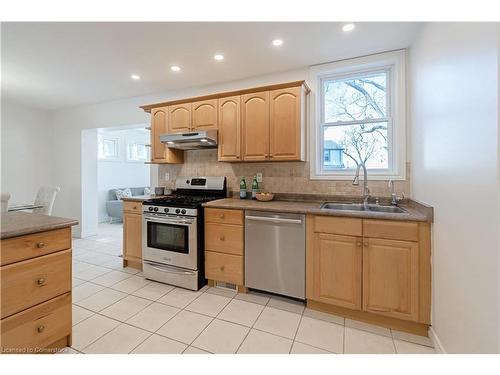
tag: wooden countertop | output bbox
[1,212,78,239]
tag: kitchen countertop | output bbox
[203,197,433,222]
[1,212,79,239]
[121,195,168,202]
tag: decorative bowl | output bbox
[256,192,275,202]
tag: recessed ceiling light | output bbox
[342,23,355,32]
[272,39,283,46]
[214,54,224,61]
[170,65,181,72]
[130,74,141,80]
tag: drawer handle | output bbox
[36,278,46,286]
[219,214,225,219]
[37,242,46,248]
[37,325,45,333]
[219,235,225,241]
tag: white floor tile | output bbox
[132,282,175,301]
[91,270,133,287]
[192,319,249,354]
[303,308,345,325]
[345,318,391,337]
[110,275,151,293]
[75,288,127,312]
[218,299,265,327]
[391,330,434,347]
[157,310,212,344]
[127,302,180,332]
[71,314,120,351]
[131,334,187,354]
[56,347,81,354]
[394,339,436,354]
[238,329,292,354]
[253,307,302,339]
[268,296,305,314]
[205,286,237,298]
[74,265,112,281]
[120,266,141,275]
[72,304,94,325]
[234,290,271,306]
[157,287,203,309]
[83,324,150,354]
[100,295,152,321]
[72,277,86,288]
[101,257,125,269]
[185,292,231,317]
[72,282,104,302]
[290,341,332,354]
[295,316,344,353]
[73,262,94,274]
[183,346,211,354]
[344,327,396,354]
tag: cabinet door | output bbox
[151,107,168,161]
[363,238,419,321]
[270,86,302,161]
[241,91,269,161]
[192,99,218,131]
[168,103,192,133]
[218,96,241,161]
[123,213,142,262]
[312,233,362,310]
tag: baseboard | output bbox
[429,327,446,354]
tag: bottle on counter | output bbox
[251,176,259,200]
[239,177,247,199]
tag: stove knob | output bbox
[175,209,181,214]
[186,180,190,184]
[181,209,186,214]
[164,208,169,213]
[148,207,154,211]
[153,207,159,212]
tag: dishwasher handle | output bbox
[245,215,303,225]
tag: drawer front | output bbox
[205,208,243,225]
[123,201,143,214]
[205,223,243,255]
[0,293,71,352]
[0,250,72,319]
[363,220,419,242]
[205,251,243,285]
[314,216,362,236]
[0,228,71,266]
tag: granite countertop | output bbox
[1,212,79,239]
[203,197,433,222]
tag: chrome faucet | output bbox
[352,162,370,208]
[388,180,404,206]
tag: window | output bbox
[127,141,150,162]
[310,50,406,180]
[98,137,119,160]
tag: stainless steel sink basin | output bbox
[321,202,408,214]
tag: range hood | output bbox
[160,130,218,150]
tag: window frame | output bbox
[126,140,150,163]
[309,50,406,180]
[98,136,120,161]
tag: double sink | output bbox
[321,202,408,214]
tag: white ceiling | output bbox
[1,22,422,110]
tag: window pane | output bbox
[323,122,388,170]
[324,71,387,123]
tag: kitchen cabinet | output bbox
[241,91,270,161]
[150,107,184,164]
[218,96,241,161]
[192,99,218,131]
[168,103,192,133]
[123,201,143,270]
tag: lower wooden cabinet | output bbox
[123,210,142,269]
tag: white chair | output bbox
[32,186,61,216]
[1,192,11,213]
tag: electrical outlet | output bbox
[256,173,263,183]
[164,173,170,181]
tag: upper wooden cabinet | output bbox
[218,96,241,161]
[241,91,270,161]
[150,107,184,164]
[192,99,218,131]
[168,103,192,133]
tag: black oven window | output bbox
[147,222,189,254]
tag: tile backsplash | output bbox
[158,149,410,197]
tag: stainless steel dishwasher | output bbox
[245,210,305,299]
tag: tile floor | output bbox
[62,223,437,354]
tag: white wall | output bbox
[97,128,150,222]
[81,129,98,237]
[1,98,54,205]
[410,23,499,353]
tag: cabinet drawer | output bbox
[205,223,243,255]
[0,228,71,266]
[205,251,243,285]
[0,250,72,319]
[314,216,362,236]
[363,220,419,242]
[123,201,143,214]
[0,293,71,352]
[205,208,243,225]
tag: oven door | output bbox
[142,214,198,270]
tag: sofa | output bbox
[106,187,149,222]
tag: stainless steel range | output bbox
[142,177,227,290]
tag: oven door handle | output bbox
[145,262,196,275]
[144,217,194,226]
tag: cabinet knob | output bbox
[356,241,362,247]
[219,214,225,219]
[37,325,45,333]
[364,241,369,247]
[219,235,225,241]
[36,278,46,286]
[36,242,46,248]
[220,266,225,271]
